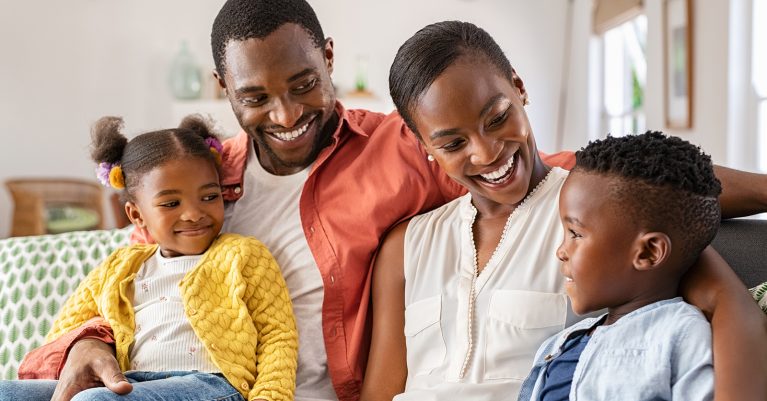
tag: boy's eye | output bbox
[568,229,582,239]
[159,200,179,208]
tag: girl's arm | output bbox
[680,246,767,401]
[360,221,409,401]
[247,244,299,401]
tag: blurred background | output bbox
[0,0,765,237]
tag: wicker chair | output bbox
[5,178,105,237]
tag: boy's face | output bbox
[556,171,642,315]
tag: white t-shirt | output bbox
[130,251,219,373]
[223,143,337,401]
[397,167,577,401]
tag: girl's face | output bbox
[126,157,224,257]
[411,57,547,213]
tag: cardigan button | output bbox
[240,382,249,391]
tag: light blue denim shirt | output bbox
[517,297,713,401]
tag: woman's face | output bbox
[411,57,545,212]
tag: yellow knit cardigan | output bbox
[47,233,298,401]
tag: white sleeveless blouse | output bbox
[397,167,574,401]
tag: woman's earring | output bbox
[427,154,435,162]
[523,97,530,106]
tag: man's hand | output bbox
[50,339,133,401]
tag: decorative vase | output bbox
[168,41,202,100]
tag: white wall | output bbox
[0,0,570,238]
[563,0,733,164]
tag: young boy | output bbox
[518,131,719,401]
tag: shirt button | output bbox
[310,226,315,233]
[330,274,335,285]
[233,186,242,194]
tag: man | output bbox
[20,1,767,401]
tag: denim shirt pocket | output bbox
[404,295,446,375]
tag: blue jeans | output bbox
[0,371,245,401]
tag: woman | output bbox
[361,21,767,401]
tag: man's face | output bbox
[216,23,337,175]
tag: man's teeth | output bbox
[480,155,515,182]
[566,277,574,282]
[272,122,309,141]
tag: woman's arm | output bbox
[714,165,767,218]
[360,221,410,401]
[680,246,767,401]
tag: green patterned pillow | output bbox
[752,282,767,314]
[0,227,131,379]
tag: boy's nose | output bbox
[555,243,568,262]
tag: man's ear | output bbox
[213,69,227,94]
[633,232,671,271]
[323,37,335,75]
[125,201,146,229]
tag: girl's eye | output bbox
[159,201,179,208]
[202,194,220,202]
[294,79,317,94]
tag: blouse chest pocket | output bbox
[404,295,446,376]
[484,290,567,380]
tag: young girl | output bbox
[6,115,297,401]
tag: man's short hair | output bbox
[574,131,722,268]
[211,0,326,76]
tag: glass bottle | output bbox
[168,41,202,100]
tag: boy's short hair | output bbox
[574,131,722,269]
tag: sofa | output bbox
[0,221,765,380]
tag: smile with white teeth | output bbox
[479,154,516,183]
[271,121,310,141]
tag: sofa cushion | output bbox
[0,228,131,379]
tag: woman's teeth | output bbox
[272,122,310,141]
[480,155,515,183]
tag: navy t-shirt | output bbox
[538,330,592,401]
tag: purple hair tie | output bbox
[205,137,223,154]
[95,162,116,187]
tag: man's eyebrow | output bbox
[233,68,316,95]
[479,93,506,117]
[234,85,265,95]
[287,68,316,83]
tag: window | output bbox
[602,15,647,137]
[754,0,767,171]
